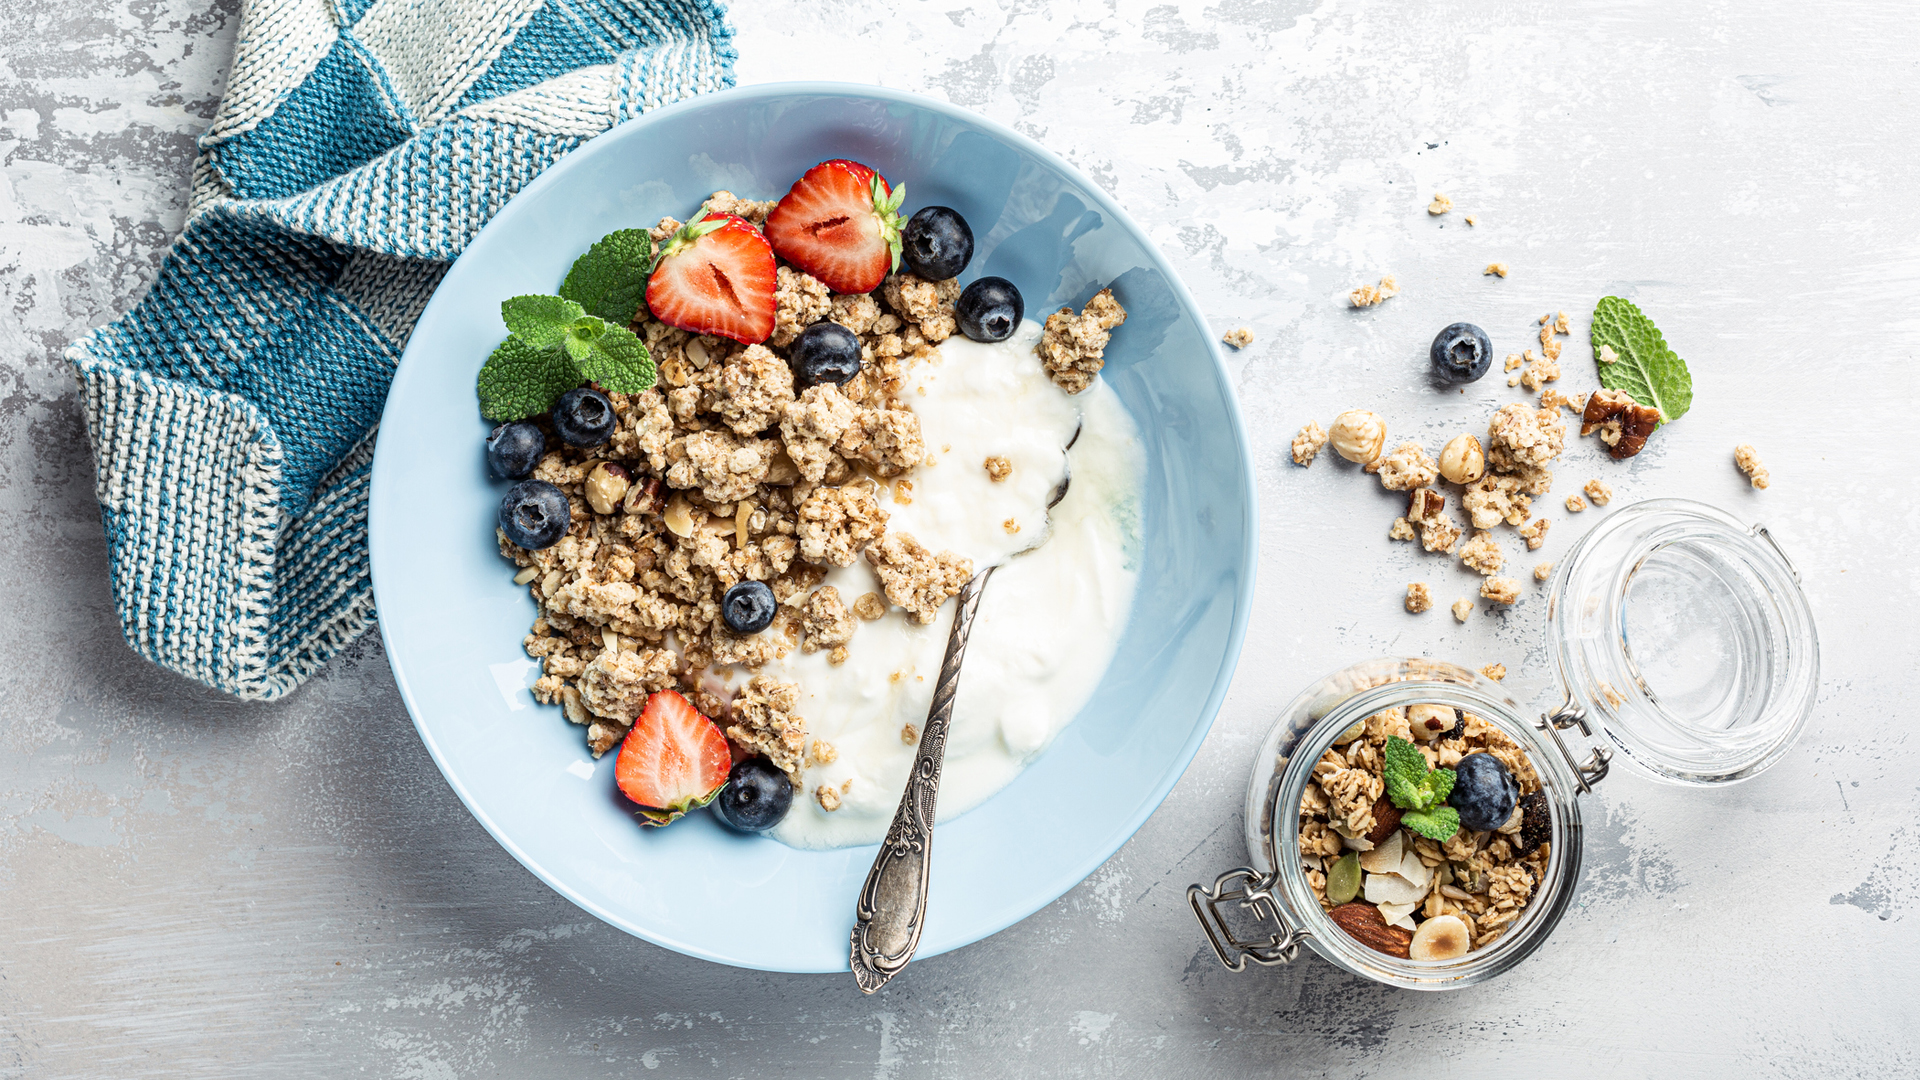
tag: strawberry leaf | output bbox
[477,335,579,421]
[560,228,654,325]
[502,294,586,351]
[1590,296,1693,423]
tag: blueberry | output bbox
[1448,753,1519,833]
[901,206,974,280]
[552,387,615,447]
[498,479,570,550]
[721,580,776,635]
[712,757,793,832]
[484,421,545,479]
[789,322,863,388]
[1429,322,1494,384]
[955,276,1023,343]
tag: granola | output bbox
[1583,478,1613,506]
[1222,326,1254,349]
[1292,421,1330,466]
[1349,274,1400,308]
[1405,582,1433,614]
[1037,288,1127,394]
[866,531,973,624]
[1369,442,1440,491]
[1299,704,1549,955]
[498,191,984,763]
[1459,530,1505,576]
[1734,444,1770,489]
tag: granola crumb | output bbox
[1037,287,1127,394]
[1427,193,1453,215]
[1734,444,1770,489]
[808,739,839,766]
[1484,262,1509,278]
[1554,310,1570,334]
[1406,582,1433,614]
[829,645,849,666]
[1349,274,1400,308]
[1464,214,1478,226]
[1408,488,1461,554]
[1002,517,1020,534]
[1504,353,1524,372]
[1389,516,1417,542]
[1368,442,1440,491]
[1292,421,1330,466]
[1565,495,1587,513]
[729,676,809,784]
[1519,349,1561,392]
[1507,374,1521,387]
[1222,326,1255,349]
[1518,517,1551,551]
[984,454,1012,482]
[1598,343,1619,365]
[1481,577,1521,605]
[800,586,857,654]
[1583,479,1613,506]
[1533,562,1554,582]
[853,592,887,621]
[1452,598,1474,622]
[901,724,918,745]
[816,784,842,812]
[1479,663,1507,681]
[1540,388,1581,413]
[1459,530,1506,576]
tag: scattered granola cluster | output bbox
[499,191,975,767]
[1222,326,1255,349]
[1734,444,1770,489]
[1300,705,1551,957]
[1349,274,1400,308]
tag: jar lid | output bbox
[1547,499,1818,785]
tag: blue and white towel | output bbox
[65,0,736,699]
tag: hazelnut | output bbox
[1437,434,1485,485]
[1328,410,1387,464]
[1408,914,1472,961]
[583,462,630,516]
[622,476,663,515]
[1409,703,1455,741]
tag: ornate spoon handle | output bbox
[849,567,995,994]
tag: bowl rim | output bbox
[369,79,1260,971]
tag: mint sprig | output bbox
[1383,735,1459,841]
[560,228,653,324]
[476,230,658,421]
[1590,296,1693,424]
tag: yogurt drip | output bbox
[766,319,1145,849]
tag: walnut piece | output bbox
[1580,390,1662,459]
[1407,488,1460,554]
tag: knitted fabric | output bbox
[66,0,736,700]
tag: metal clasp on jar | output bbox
[1187,867,1311,971]
[1535,701,1614,792]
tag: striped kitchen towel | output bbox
[65,0,736,700]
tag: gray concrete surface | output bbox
[4,0,1917,1075]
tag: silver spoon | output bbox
[849,428,1078,993]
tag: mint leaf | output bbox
[477,336,579,421]
[560,228,654,325]
[1383,736,1433,810]
[502,295,586,351]
[565,318,656,394]
[1590,296,1694,423]
[1399,806,1461,842]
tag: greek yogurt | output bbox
[767,319,1145,849]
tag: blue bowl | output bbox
[369,82,1257,972]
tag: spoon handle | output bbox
[849,566,995,994]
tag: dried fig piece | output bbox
[1580,389,1662,459]
[1512,791,1551,856]
[1328,901,1414,958]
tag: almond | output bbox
[1328,902,1414,958]
[1364,795,1403,845]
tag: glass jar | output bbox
[1189,499,1818,990]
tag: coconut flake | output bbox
[1376,900,1418,929]
[1363,870,1429,907]
[1396,848,1434,890]
[1359,831,1403,874]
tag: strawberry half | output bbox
[764,159,907,294]
[614,690,731,826]
[645,213,777,344]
